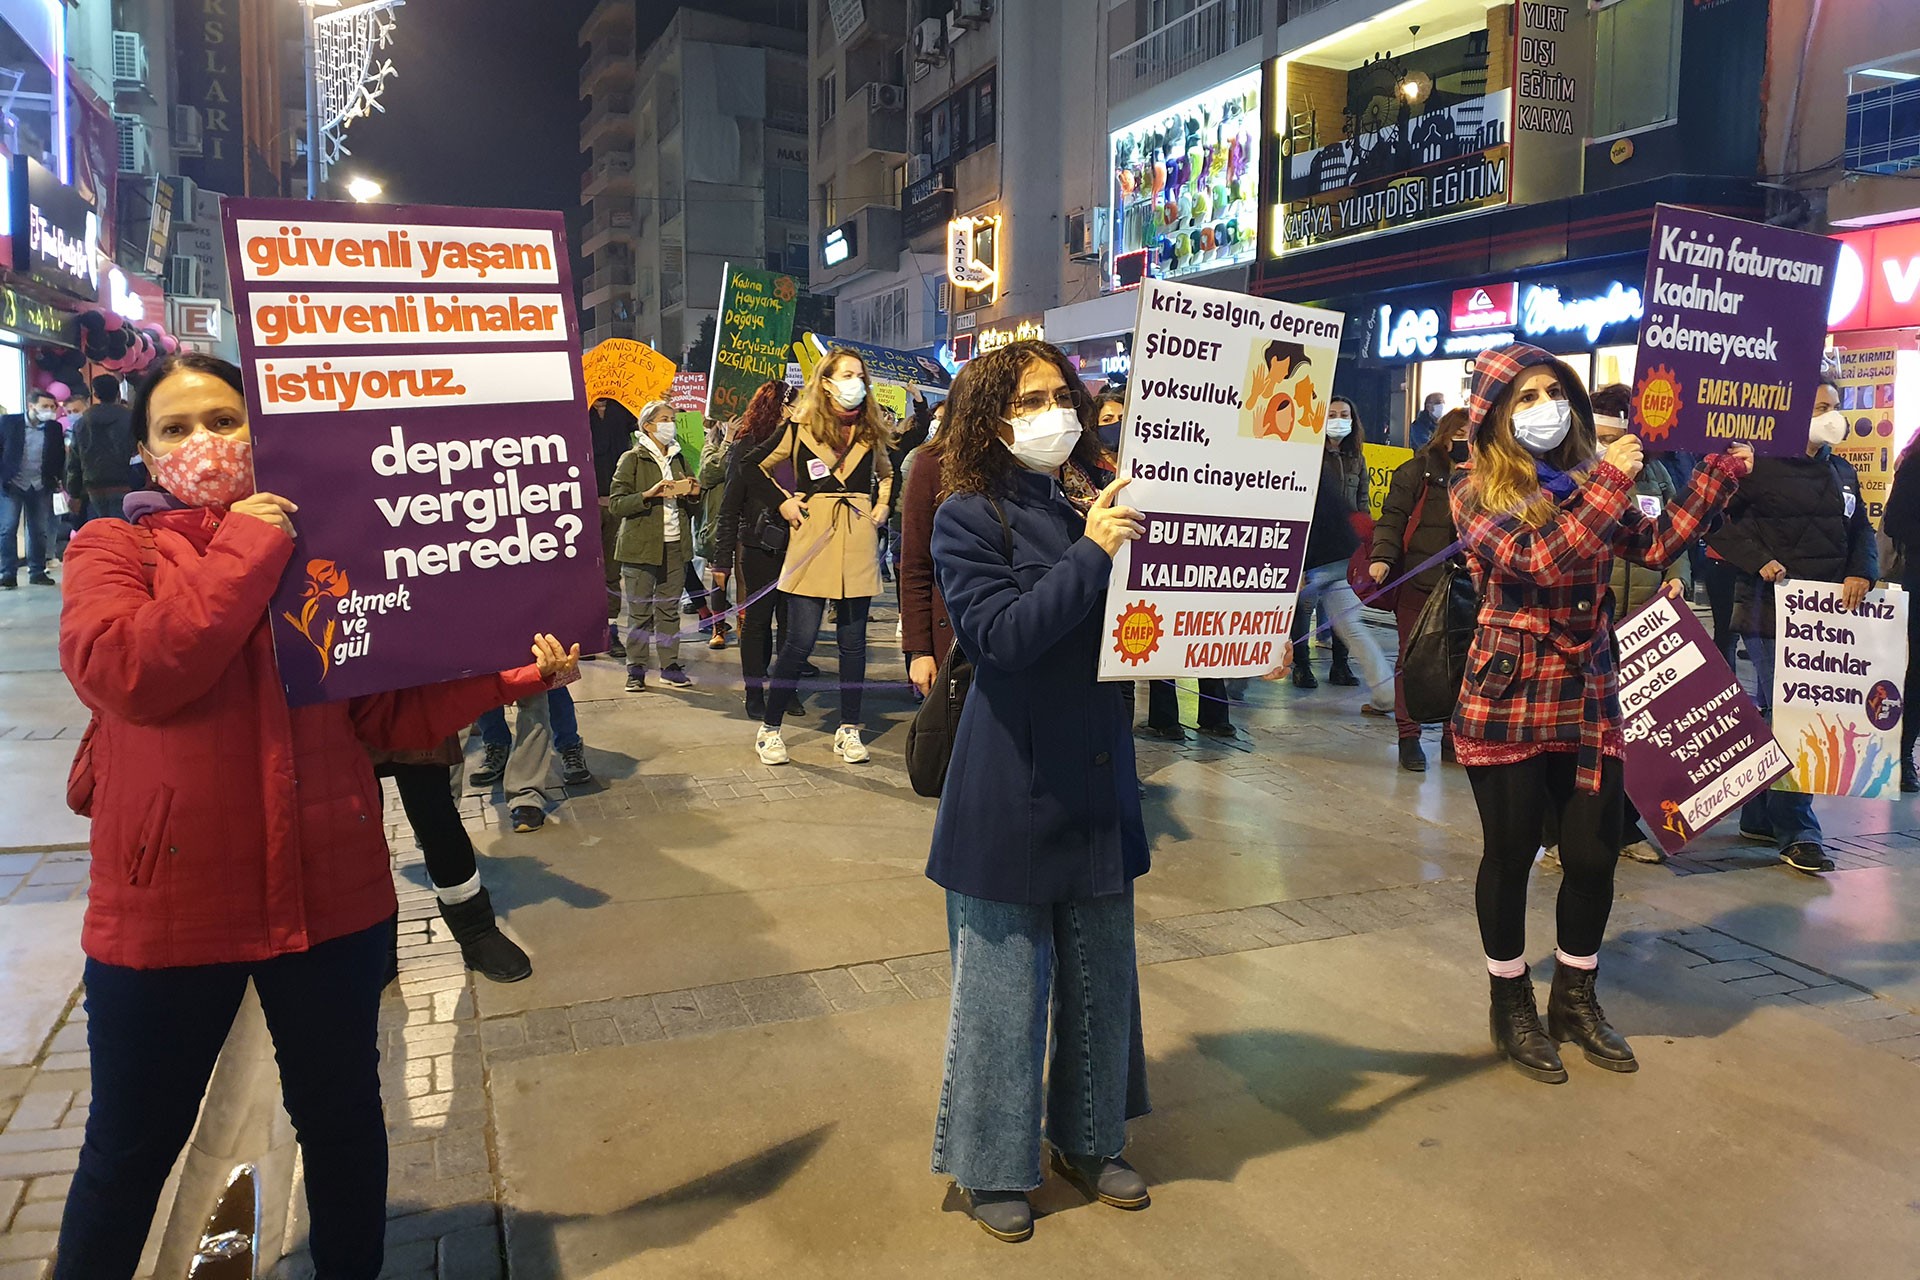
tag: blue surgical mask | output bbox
[1511,399,1571,454]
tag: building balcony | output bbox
[580,43,636,94]
[1108,0,1262,107]
[833,3,908,48]
[583,263,635,310]
[580,93,635,150]
[841,87,909,163]
[812,202,905,292]
[580,0,634,44]
[581,208,639,255]
[581,153,634,200]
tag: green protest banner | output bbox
[707,262,798,422]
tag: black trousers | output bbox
[1701,556,1739,664]
[1466,754,1623,961]
[736,543,788,696]
[1146,678,1230,730]
[387,763,477,889]
[56,917,396,1280]
[1904,599,1920,760]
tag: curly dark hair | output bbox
[738,380,789,448]
[939,340,1108,498]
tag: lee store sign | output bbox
[1829,221,1920,331]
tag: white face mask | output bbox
[1325,415,1353,440]
[1510,398,1572,455]
[829,377,868,410]
[1004,406,1083,473]
[651,419,678,447]
[1808,410,1848,449]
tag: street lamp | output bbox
[346,176,382,201]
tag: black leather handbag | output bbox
[1400,558,1479,724]
[904,499,1010,798]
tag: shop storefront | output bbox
[1046,289,1140,390]
[1109,67,1262,289]
[1826,217,1920,524]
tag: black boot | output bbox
[1398,737,1428,772]
[1489,969,1567,1083]
[1902,757,1919,793]
[1546,962,1637,1072]
[1291,661,1318,690]
[1327,655,1359,686]
[438,888,532,983]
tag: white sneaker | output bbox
[833,725,869,764]
[755,727,789,766]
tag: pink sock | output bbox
[1555,948,1598,971]
[1486,955,1527,979]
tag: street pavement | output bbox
[4,575,1920,1278]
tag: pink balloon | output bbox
[28,367,52,389]
[47,381,69,400]
[160,334,180,353]
[100,310,124,331]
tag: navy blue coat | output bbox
[926,468,1148,904]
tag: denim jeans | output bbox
[931,887,1150,1192]
[1294,562,1395,706]
[764,594,868,729]
[56,918,395,1280]
[476,687,581,753]
[1,483,53,580]
[1739,632,1822,850]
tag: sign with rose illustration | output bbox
[223,197,607,705]
[706,263,797,422]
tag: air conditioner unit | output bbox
[1066,207,1107,263]
[168,254,203,297]
[868,83,906,111]
[172,177,200,222]
[911,18,946,65]
[112,31,147,89]
[174,105,204,156]
[114,114,151,175]
[907,152,934,183]
[954,0,990,29]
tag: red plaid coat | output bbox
[1448,455,1743,790]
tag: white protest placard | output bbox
[1098,277,1344,679]
[1771,581,1908,797]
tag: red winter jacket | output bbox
[59,505,548,970]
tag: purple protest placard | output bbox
[1630,205,1841,458]
[1617,594,1789,855]
[222,199,605,705]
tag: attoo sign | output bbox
[1451,282,1518,332]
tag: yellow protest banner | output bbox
[582,338,676,418]
[1831,347,1900,528]
[1362,443,1414,520]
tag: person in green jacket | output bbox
[610,400,702,692]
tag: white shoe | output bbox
[755,727,789,766]
[1538,845,1560,868]
[1621,839,1665,864]
[833,725,869,764]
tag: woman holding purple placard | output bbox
[52,353,581,1278]
[1450,343,1750,1085]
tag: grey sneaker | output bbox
[964,1189,1033,1242]
[470,742,508,787]
[1050,1150,1150,1209]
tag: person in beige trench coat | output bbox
[751,349,895,766]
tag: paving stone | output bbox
[522,1007,573,1045]
[479,1018,525,1051]
[0,1257,49,1280]
[1682,940,1772,963]
[1850,1013,1920,1043]
[370,1236,435,1275]
[0,1128,82,1156]
[849,962,902,994]
[6,1199,61,1232]
[1878,1033,1920,1060]
[0,1235,57,1263]
[811,967,912,1013]
[1164,911,1270,956]
[604,996,664,1043]
[1827,997,1909,1023]
[434,1130,491,1179]
[21,1177,68,1203]
[1721,973,1808,999]
[1787,983,1876,1006]
[386,1171,491,1211]
[1759,957,1838,986]
[383,1201,496,1246]
[1691,959,1773,983]
[570,1018,621,1051]
[0,1148,78,1180]
[1,1093,69,1133]
[438,1223,505,1280]
[733,973,831,1025]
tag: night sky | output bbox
[344,0,603,220]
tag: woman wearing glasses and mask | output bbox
[926,339,1151,1243]
[752,350,894,765]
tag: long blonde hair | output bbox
[1463,376,1598,528]
[795,349,888,453]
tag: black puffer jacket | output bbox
[1879,448,1920,588]
[1304,451,1361,570]
[1370,453,1457,592]
[1707,446,1877,632]
[64,403,134,494]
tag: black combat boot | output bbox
[1546,962,1638,1072]
[1489,968,1567,1083]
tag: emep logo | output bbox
[1829,223,1920,331]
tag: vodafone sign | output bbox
[1829,221,1920,331]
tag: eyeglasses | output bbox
[1007,388,1077,416]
